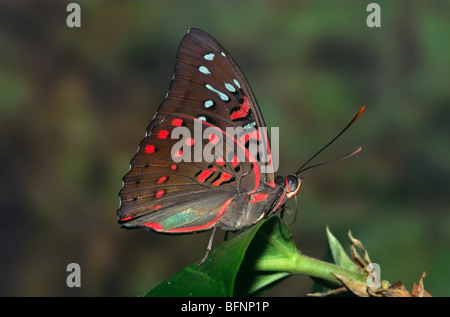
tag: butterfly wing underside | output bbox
[118,28,276,233]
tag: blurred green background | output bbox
[0,1,448,296]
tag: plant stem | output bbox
[254,252,365,286]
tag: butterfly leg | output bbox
[197,226,218,266]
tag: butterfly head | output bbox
[275,175,302,199]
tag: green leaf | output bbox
[144,216,297,297]
[312,227,363,294]
[234,215,298,296]
[326,226,360,273]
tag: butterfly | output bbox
[117,28,364,264]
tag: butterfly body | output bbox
[118,28,302,254]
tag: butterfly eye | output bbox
[286,176,302,198]
[287,176,298,192]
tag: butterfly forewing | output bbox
[164,29,274,182]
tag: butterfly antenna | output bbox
[295,106,365,176]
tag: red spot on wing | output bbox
[174,150,183,158]
[171,118,183,127]
[185,137,195,146]
[230,97,250,120]
[156,190,165,198]
[267,180,276,188]
[145,145,155,153]
[157,176,167,183]
[154,205,162,210]
[171,164,177,170]
[197,167,217,183]
[209,133,219,145]
[212,172,232,186]
[142,222,164,231]
[198,170,213,182]
[158,130,170,139]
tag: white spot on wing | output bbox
[243,121,256,130]
[224,83,236,92]
[204,100,214,108]
[198,66,211,75]
[233,79,241,89]
[204,53,215,61]
[205,84,229,101]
